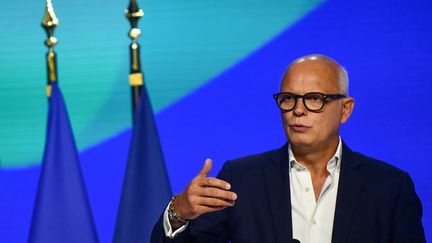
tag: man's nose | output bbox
[293,97,307,116]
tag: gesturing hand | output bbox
[173,159,237,220]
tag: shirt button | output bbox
[312,219,317,225]
[305,187,310,192]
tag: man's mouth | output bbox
[289,124,309,132]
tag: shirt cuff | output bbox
[163,203,189,238]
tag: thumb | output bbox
[198,158,213,178]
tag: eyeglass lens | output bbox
[277,93,324,111]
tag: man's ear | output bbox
[341,97,354,124]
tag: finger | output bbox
[194,205,229,216]
[201,187,237,201]
[198,177,231,190]
[197,158,213,178]
[205,200,235,208]
[197,197,235,208]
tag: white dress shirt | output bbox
[289,138,342,243]
[163,204,188,238]
[164,138,342,242]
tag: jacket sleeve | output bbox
[392,172,426,243]
[150,213,191,243]
[150,161,233,243]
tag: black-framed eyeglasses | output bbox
[273,92,346,112]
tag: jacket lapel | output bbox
[331,143,365,243]
[263,144,293,243]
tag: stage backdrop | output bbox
[0,0,431,242]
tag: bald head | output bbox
[281,54,349,95]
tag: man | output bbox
[151,54,426,243]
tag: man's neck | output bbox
[291,138,340,176]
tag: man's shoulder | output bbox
[346,147,409,181]
[223,145,287,172]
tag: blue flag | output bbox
[113,85,172,243]
[28,83,99,243]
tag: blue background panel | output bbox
[1,0,431,242]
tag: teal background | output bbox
[0,0,321,167]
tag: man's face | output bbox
[280,58,354,150]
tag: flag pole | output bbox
[41,0,59,98]
[29,1,99,242]
[113,2,172,242]
[125,0,144,120]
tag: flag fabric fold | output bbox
[29,82,99,243]
[113,85,172,243]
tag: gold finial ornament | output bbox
[125,0,144,42]
[125,0,144,27]
[129,28,141,40]
[42,0,59,97]
[42,0,59,48]
[125,0,145,115]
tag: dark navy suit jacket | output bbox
[151,143,425,243]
